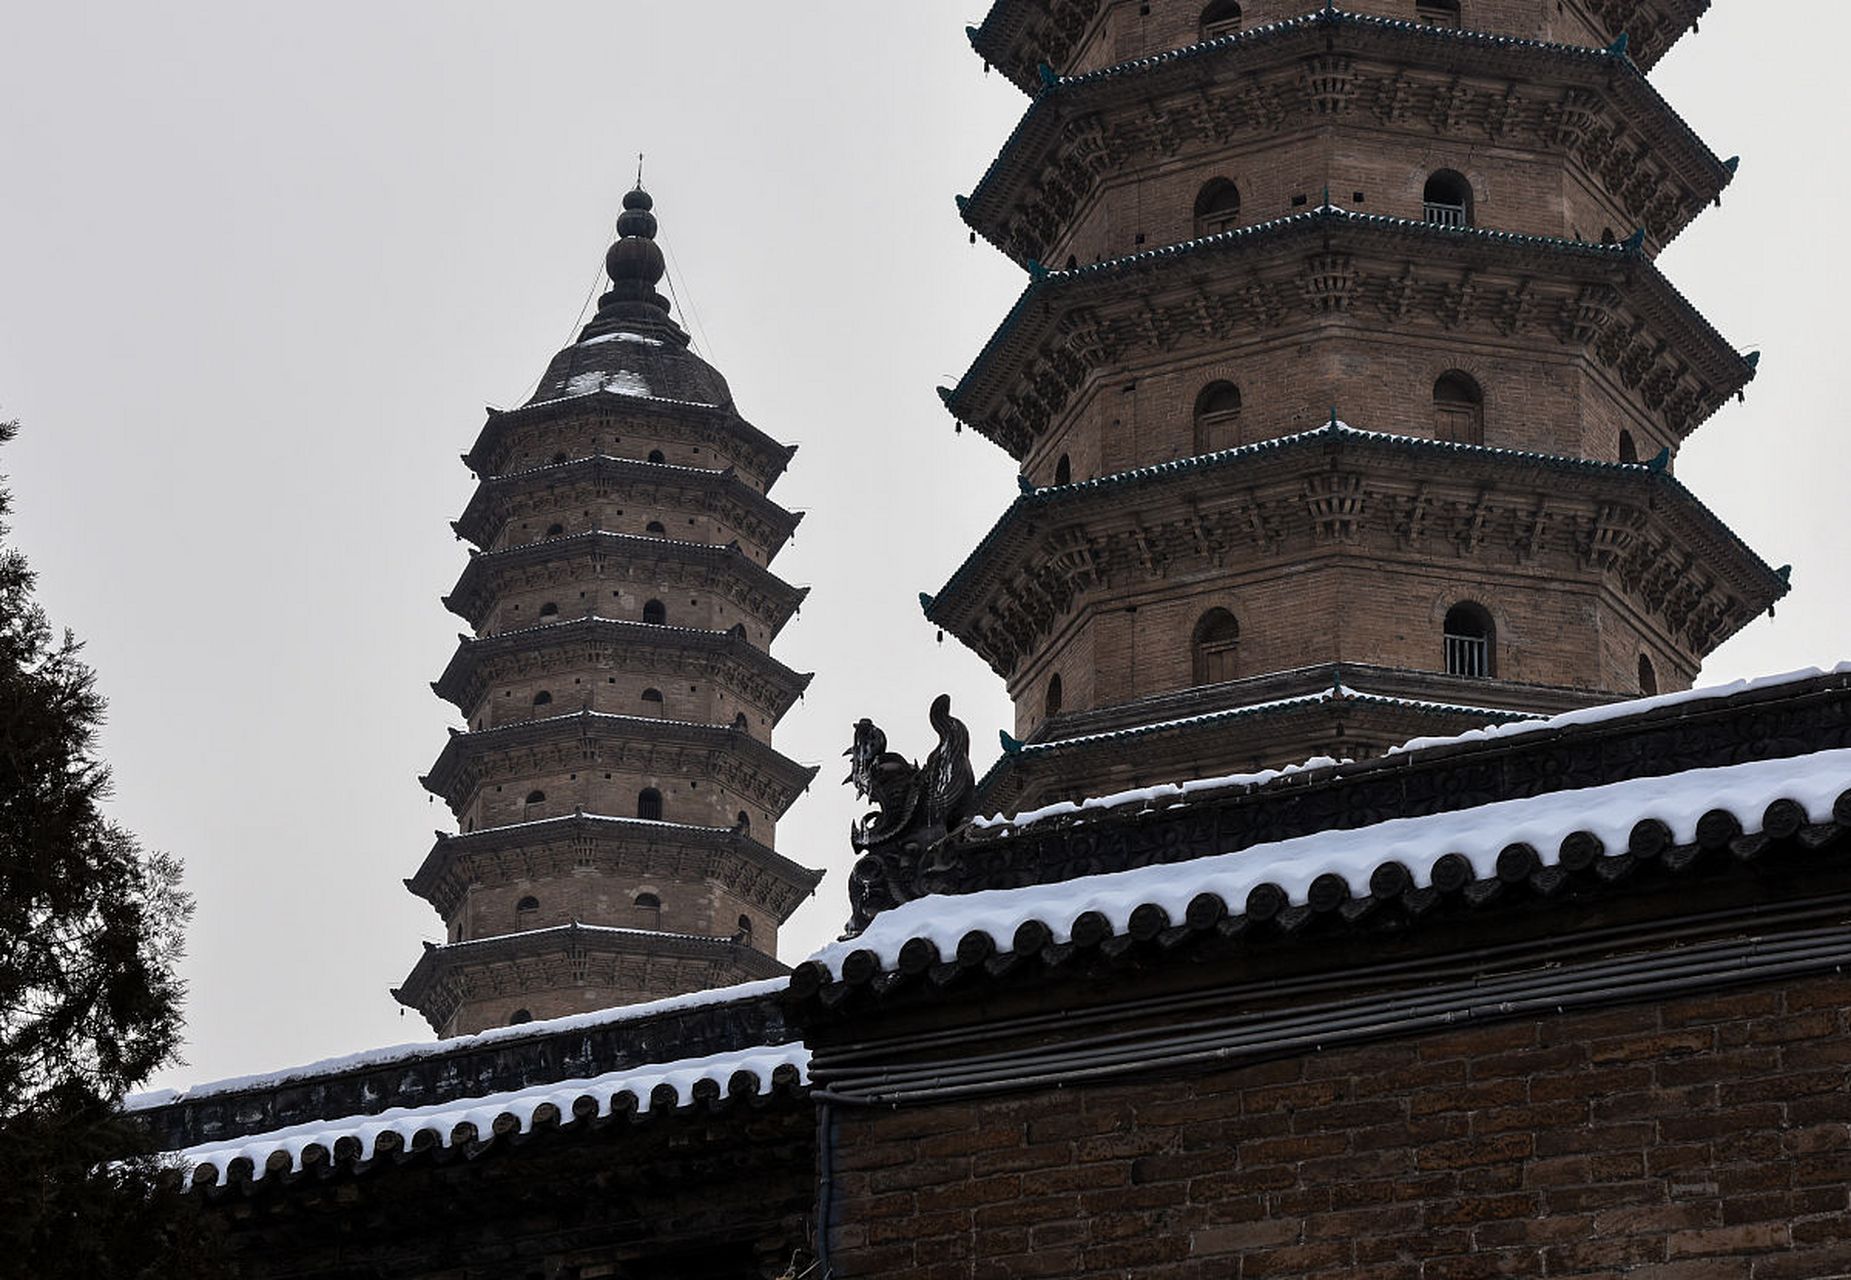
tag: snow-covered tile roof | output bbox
[811,746,1851,982]
[126,978,787,1113]
[166,1043,808,1186]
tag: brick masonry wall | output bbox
[827,973,1851,1278]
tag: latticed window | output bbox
[1423,170,1472,226]
[1193,178,1241,238]
[1433,371,1483,444]
[1200,0,1242,39]
[637,788,663,821]
[1193,608,1241,684]
[634,892,661,928]
[1443,603,1494,678]
[1194,382,1243,454]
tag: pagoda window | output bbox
[1415,0,1461,26]
[641,687,664,709]
[642,599,667,625]
[1423,170,1472,226]
[737,913,753,937]
[551,452,568,465]
[539,601,560,619]
[545,523,565,537]
[728,622,748,639]
[1619,430,1639,464]
[1443,602,1495,678]
[1192,608,1241,684]
[1193,382,1243,454]
[735,811,751,836]
[1045,673,1063,717]
[647,449,666,464]
[733,712,749,731]
[1199,0,1242,39]
[508,1009,533,1026]
[524,789,546,806]
[1433,372,1483,444]
[634,892,661,927]
[1639,653,1659,696]
[645,520,666,535]
[516,895,539,913]
[1193,178,1241,238]
[532,690,553,707]
[637,788,663,821]
[1053,454,1071,485]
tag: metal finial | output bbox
[636,153,645,188]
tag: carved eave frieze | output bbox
[394,926,788,1033]
[925,427,1786,678]
[433,617,813,723]
[944,210,1755,459]
[1567,0,1710,71]
[453,455,803,557]
[464,397,797,490]
[442,532,810,636]
[969,0,1109,95]
[963,12,1732,264]
[406,815,824,922]
[420,711,820,816]
[970,1,1705,98]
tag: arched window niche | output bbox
[641,599,667,625]
[1053,454,1072,486]
[1192,608,1241,684]
[1193,178,1242,238]
[1442,601,1495,678]
[1416,0,1461,27]
[1619,429,1639,464]
[1193,381,1243,454]
[1423,170,1473,227]
[1199,0,1242,40]
[1433,371,1483,445]
[634,891,661,928]
[1638,653,1659,696]
[636,788,663,821]
[1044,673,1064,718]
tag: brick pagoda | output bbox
[936,0,1786,812]
[394,188,822,1036]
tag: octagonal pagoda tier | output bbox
[967,0,1710,94]
[927,419,1786,808]
[942,207,1755,471]
[961,10,1734,268]
[398,185,821,1035]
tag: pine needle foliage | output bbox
[0,420,227,1276]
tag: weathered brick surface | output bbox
[828,974,1851,1278]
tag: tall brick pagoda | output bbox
[394,187,822,1036]
[935,0,1786,812]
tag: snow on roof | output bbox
[125,978,786,1113]
[581,330,664,348]
[975,684,1536,830]
[813,745,1851,980]
[165,1042,808,1185]
[564,369,652,398]
[1386,662,1851,756]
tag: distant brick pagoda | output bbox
[937,0,1785,812]
[394,188,821,1036]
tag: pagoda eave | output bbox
[442,531,810,635]
[392,924,790,1035]
[420,712,821,816]
[976,679,1546,814]
[926,424,1787,676]
[406,813,825,922]
[465,396,797,490]
[452,454,803,555]
[963,11,1731,262]
[947,209,1756,458]
[432,617,814,720]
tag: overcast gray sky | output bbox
[1,3,1845,1091]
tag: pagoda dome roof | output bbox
[526,186,734,410]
